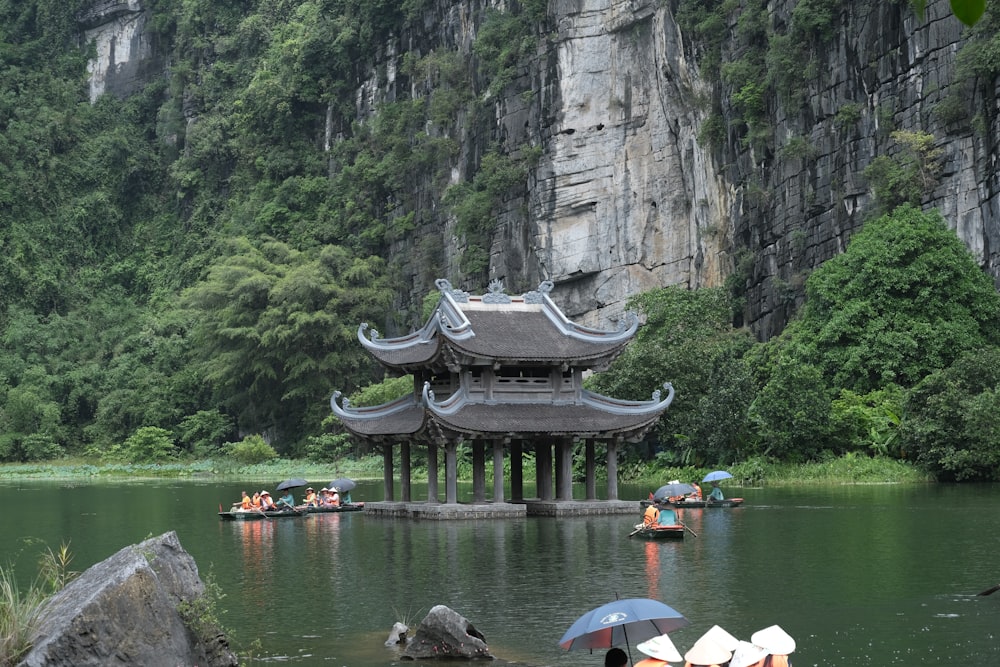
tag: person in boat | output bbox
[605,647,628,667]
[277,489,296,510]
[329,487,341,506]
[689,482,703,501]
[260,490,278,511]
[250,492,263,510]
[635,633,683,667]
[341,488,352,504]
[303,487,319,507]
[749,625,795,667]
[729,641,768,667]
[235,491,252,511]
[682,637,732,667]
[643,503,661,527]
[708,481,725,502]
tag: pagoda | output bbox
[330,279,674,517]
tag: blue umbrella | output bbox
[702,470,733,483]
[558,598,689,651]
[275,478,308,492]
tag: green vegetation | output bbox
[590,205,1000,480]
[0,1,998,485]
[0,542,77,664]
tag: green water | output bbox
[3,480,998,665]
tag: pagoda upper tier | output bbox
[331,279,675,444]
[357,279,638,373]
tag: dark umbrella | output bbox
[328,478,357,492]
[558,597,689,661]
[702,470,733,483]
[275,478,308,492]
[653,483,695,500]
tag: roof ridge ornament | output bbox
[482,279,511,304]
[522,280,554,304]
[436,278,469,303]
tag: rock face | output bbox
[18,531,238,667]
[401,605,493,660]
[75,0,1000,339]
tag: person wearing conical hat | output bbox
[729,641,768,667]
[683,638,732,667]
[697,626,739,654]
[635,633,683,667]
[750,625,795,667]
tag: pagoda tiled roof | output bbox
[330,383,674,443]
[358,280,637,370]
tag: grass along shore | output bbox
[0,452,934,486]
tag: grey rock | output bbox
[401,605,493,660]
[18,531,238,667]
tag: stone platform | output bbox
[361,499,640,520]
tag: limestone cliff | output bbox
[78,0,1000,339]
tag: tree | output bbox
[783,205,1000,394]
[900,348,1000,481]
[586,286,756,463]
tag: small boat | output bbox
[631,523,685,540]
[218,508,307,521]
[298,502,365,514]
[640,498,744,509]
[659,497,744,509]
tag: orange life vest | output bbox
[643,505,660,527]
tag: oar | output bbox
[977,583,1000,596]
[628,526,644,538]
[680,521,698,537]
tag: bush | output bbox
[105,427,177,464]
[224,435,278,465]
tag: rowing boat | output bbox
[218,508,307,520]
[631,524,685,539]
[641,498,744,509]
[299,502,365,514]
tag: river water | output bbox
[3,480,998,665]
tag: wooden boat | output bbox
[299,502,365,514]
[640,498,744,509]
[631,523,685,539]
[218,508,307,520]
[659,497,744,509]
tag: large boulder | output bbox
[401,605,493,660]
[18,531,237,667]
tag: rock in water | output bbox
[401,604,493,660]
[19,531,238,667]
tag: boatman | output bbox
[643,503,661,527]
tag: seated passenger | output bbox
[235,491,252,511]
[708,481,725,502]
[303,487,319,507]
[329,487,341,506]
[643,504,661,527]
[658,509,678,526]
[260,490,277,511]
[250,492,262,510]
[277,490,296,510]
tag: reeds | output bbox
[0,542,76,666]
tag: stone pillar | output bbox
[400,441,412,502]
[606,438,619,501]
[472,439,486,503]
[585,438,597,500]
[537,441,553,500]
[556,438,574,500]
[383,443,394,501]
[493,440,505,502]
[445,440,459,504]
[510,440,524,501]
[427,442,440,503]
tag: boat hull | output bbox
[218,509,306,520]
[633,525,685,540]
[300,503,365,514]
[641,498,744,509]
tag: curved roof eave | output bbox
[580,382,676,415]
[540,294,640,343]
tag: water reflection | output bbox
[3,482,1000,665]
